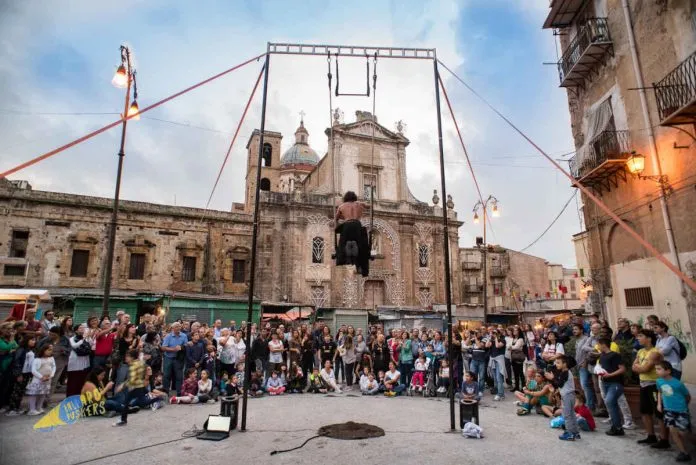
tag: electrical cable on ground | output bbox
[437,59,696,294]
[200,63,265,218]
[270,434,326,455]
[519,191,577,252]
[70,424,204,465]
[0,52,266,179]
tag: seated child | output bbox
[265,371,286,395]
[541,386,562,418]
[517,371,551,415]
[461,371,479,401]
[411,354,428,391]
[235,358,246,390]
[197,369,213,403]
[438,359,450,393]
[279,365,288,386]
[307,367,328,394]
[224,374,242,396]
[574,390,596,432]
[249,369,264,397]
[359,366,371,388]
[360,372,380,395]
[377,370,387,393]
[287,362,304,393]
[424,345,436,368]
[170,368,200,404]
[219,372,229,394]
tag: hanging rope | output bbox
[200,63,265,221]
[0,52,266,179]
[327,52,339,254]
[437,59,696,294]
[369,52,377,253]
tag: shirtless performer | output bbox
[335,191,370,224]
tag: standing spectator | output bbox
[318,334,336,367]
[185,332,206,374]
[550,355,581,441]
[268,332,285,374]
[136,314,151,337]
[488,330,507,401]
[614,318,633,342]
[541,331,564,370]
[341,335,357,389]
[93,319,117,369]
[22,309,42,338]
[251,329,270,374]
[469,330,489,398]
[161,322,188,395]
[597,338,626,436]
[39,310,57,336]
[645,315,660,331]
[66,324,91,397]
[397,331,413,387]
[6,334,35,415]
[633,329,669,449]
[509,327,526,392]
[372,333,390,375]
[24,343,55,416]
[142,330,162,375]
[656,361,692,462]
[655,322,683,380]
[0,322,18,411]
[213,320,223,339]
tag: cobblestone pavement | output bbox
[0,392,691,465]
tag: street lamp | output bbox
[472,195,500,324]
[102,45,139,317]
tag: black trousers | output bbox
[511,360,524,391]
[121,387,147,423]
[344,363,355,386]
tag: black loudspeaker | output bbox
[475,237,484,246]
[460,399,480,428]
[219,395,239,430]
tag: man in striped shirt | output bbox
[113,350,147,427]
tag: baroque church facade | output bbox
[244,111,462,310]
[0,111,461,319]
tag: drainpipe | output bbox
[621,0,685,296]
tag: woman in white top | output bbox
[218,329,236,376]
[320,359,342,393]
[384,361,404,396]
[66,324,91,397]
[268,332,285,373]
[541,331,564,369]
[504,328,514,389]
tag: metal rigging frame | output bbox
[242,41,457,432]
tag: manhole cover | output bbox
[317,422,385,440]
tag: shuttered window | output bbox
[128,253,146,280]
[182,256,196,282]
[70,250,90,277]
[624,287,653,307]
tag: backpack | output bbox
[73,340,92,357]
[676,338,688,360]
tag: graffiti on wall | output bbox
[662,317,693,354]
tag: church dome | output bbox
[281,119,320,168]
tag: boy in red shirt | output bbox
[575,390,596,432]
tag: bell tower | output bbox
[244,129,282,213]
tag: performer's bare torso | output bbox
[335,201,369,223]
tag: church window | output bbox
[312,237,325,264]
[418,244,429,268]
[363,174,377,200]
[259,178,271,191]
[262,143,272,167]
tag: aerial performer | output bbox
[334,191,371,277]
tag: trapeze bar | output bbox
[268,42,435,59]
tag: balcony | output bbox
[462,260,481,270]
[558,18,613,88]
[464,280,483,293]
[655,50,696,126]
[569,130,632,194]
[489,266,509,278]
[543,0,588,29]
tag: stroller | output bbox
[408,360,437,397]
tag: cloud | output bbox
[0,0,581,266]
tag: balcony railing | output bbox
[558,18,612,87]
[462,261,482,270]
[655,50,696,125]
[464,284,483,293]
[569,130,631,179]
[489,266,509,278]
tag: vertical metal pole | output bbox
[482,206,488,324]
[241,47,270,432]
[433,57,456,431]
[102,47,132,317]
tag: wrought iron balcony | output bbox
[558,18,613,88]
[655,50,696,126]
[543,0,588,29]
[462,260,481,270]
[489,266,508,278]
[569,130,632,194]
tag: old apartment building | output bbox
[0,111,461,325]
[543,0,696,376]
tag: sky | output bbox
[0,0,581,266]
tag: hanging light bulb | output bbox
[473,211,480,224]
[127,100,140,120]
[492,203,500,218]
[112,65,128,88]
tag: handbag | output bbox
[511,349,526,363]
[74,340,92,357]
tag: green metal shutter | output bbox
[72,298,137,325]
[334,312,368,334]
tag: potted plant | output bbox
[616,338,641,420]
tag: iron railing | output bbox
[569,130,631,178]
[489,266,509,277]
[654,50,696,124]
[558,18,611,84]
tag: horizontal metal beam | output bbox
[268,42,436,60]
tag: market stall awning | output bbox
[0,289,52,301]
